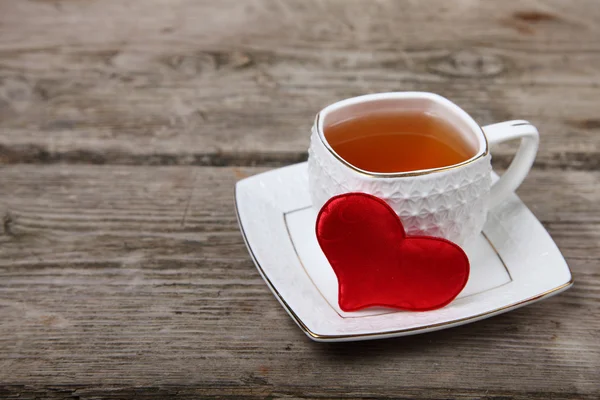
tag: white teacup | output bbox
[308,92,539,245]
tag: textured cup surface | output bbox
[308,92,493,245]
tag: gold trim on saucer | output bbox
[235,188,574,341]
[282,207,513,320]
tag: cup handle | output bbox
[482,120,539,209]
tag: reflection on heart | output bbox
[316,193,470,312]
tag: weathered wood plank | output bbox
[0,165,598,398]
[1,0,600,168]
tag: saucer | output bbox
[235,162,573,342]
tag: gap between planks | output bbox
[0,147,598,171]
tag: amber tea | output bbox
[324,110,476,173]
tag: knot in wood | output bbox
[428,50,505,78]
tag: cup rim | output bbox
[315,92,489,178]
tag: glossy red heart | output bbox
[316,192,470,312]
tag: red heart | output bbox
[316,193,470,312]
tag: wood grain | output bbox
[1,0,600,169]
[1,0,599,398]
[0,165,598,399]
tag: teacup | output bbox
[308,92,539,245]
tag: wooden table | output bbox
[1,1,598,398]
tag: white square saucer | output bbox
[235,162,573,342]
